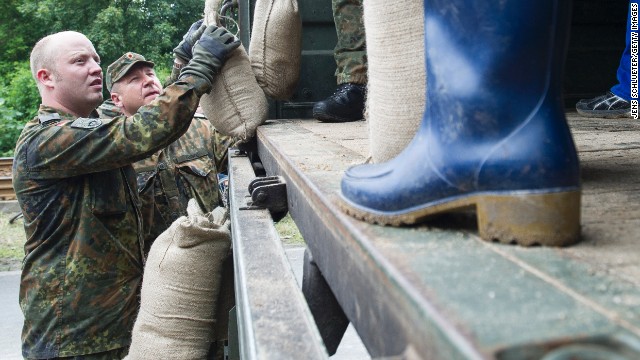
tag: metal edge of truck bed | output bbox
[228,150,329,359]
[255,119,640,360]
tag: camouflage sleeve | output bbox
[97,99,124,119]
[164,65,182,87]
[212,131,241,174]
[24,76,212,179]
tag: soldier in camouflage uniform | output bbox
[14,26,240,359]
[104,52,237,360]
[102,52,239,251]
[312,0,367,123]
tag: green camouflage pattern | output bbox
[133,110,241,251]
[97,99,123,118]
[57,346,129,360]
[211,126,241,174]
[332,0,367,85]
[191,111,241,174]
[13,75,209,359]
[178,99,239,175]
[133,116,220,251]
[166,64,182,87]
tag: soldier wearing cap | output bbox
[14,24,240,359]
[101,51,237,253]
[101,51,239,358]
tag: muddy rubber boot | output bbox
[339,0,581,246]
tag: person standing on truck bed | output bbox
[576,1,633,118]
[312,0,367,123]
[13,24,240,359]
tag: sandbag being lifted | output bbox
[249,0,302,100]
[200,0,269,141]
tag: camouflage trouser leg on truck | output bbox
[332,0,367,85]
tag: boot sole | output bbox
[338,189,581,247]
[312,110,363,123]
[575,108,631,119]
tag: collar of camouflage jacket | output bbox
[37,105,100,124]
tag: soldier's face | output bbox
[111,65,162,117]
[49,33,103,114]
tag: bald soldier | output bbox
[13,26,240,359]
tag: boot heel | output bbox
[475,190,581,247]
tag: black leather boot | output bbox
[312,83,366,122]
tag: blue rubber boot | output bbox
[340,0,581,246]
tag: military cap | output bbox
[105,52,155,92]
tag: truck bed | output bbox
[253,112,640,359]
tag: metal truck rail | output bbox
[227,116,640,359]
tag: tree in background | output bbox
[0,0,33,63]
[0,63,39,156]
[0,0,204,155]
[11,0,203,67]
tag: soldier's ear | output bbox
[36,69,55,89]
[111,93,124,108]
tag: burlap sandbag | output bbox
[200,0,269,142]
[364,0,425,163]
[249,0,302,100]
[126,201,231,360]
[204,0,222,24]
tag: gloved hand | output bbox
[173,19,206,62]
[179,25,241,86]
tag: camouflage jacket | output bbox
[133,115,220,250]
[97,99,123,118]
[166,60,238,174]
[13,76,209,358]
[212,125,238,174]
[98,100,239,250]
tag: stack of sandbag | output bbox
[364,0,426,163]
[249,0,302,100]
[200,0,269,142]
[126,201,231,360]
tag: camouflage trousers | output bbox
[33,346,129,360]
[332,0,367,85]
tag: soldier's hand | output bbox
[179,25,241,87]
[196,25,241,65]
[173,19,206,62]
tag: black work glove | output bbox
[180,25,241,86]
[173,19,206,62]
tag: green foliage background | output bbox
[0,0,205,156]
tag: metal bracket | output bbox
[241,176,288,221]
